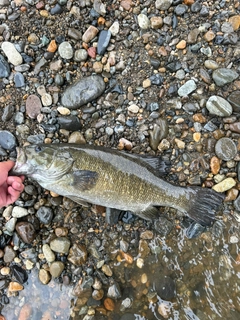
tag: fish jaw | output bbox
[12,147,35,176]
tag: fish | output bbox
[11,143,224,226]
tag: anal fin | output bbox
[134,206,159,221]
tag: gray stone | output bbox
[155,0,172,10]
[74,49,88,62]
[0,54,10,78]
[228,91,240,112]
[1,41,23,66]
[14,72,25,87]
[36,206,54,224]
[0,130,17,150]
[212,68,239,86]
[97,30,111,55]
[61,75,105,109]
[178,79,196,97]
[49,261,65,278]
[137,14,150,30]
[215,137,237,161]
[206,95,232,117]
[58,41,73,59]
[12,207,28,218]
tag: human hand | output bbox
[0,160,25,208]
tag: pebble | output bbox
[153,275,176,300]
[68,131,86,144]
[5,218,16,234]
[36,206,54,224]
[26,94,42,119]
[82,26,99,43]
[14,72,25,87]
[42,244,55,263]
[215,137,237,161]
[12,207,28,218]
[206,96,232,117]
[3,246,16,263]
[0,130,17,150]
[67,244,88,266]
[39,269,51,285]
[50,237,70,254]
[128,104,139,114]
[0,54,10,78]
[15,222,36,244]
[212,178,236,192]
[97,30,111,55]
[138,14,150,29]
[61,75,105,109]
[204,59,219,70]
[57,106,71,115]
[109,21,120,36]
[49,261,65,278]
[47,40,58,53]
[176,40,186,49]
[41,93,52,107]
[58,116,81,131]
[212,68,239,87]
[228,91,240,112]
[150,16,163,29]
[74,49,88,62]
[155,0,173,10]
[210,156,220,175]
[58,41,73,59]
[1,41,23,66]
[178,79,196,97]
[8,281,23,292]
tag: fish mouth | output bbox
[11,147,33,176]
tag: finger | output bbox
[0,160,15,172]
[7,186,21,205]
[12,180,24,192]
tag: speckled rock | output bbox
[155,0,172,10]
[12,207,28,218]
[212,178,236,192]
[137,14,150,29]
[206,96,232,117]
[61,75,105,109]
[215,137,237,161]
[58,41,73,59]
[178,80,196,96]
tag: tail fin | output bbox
[185,187,224,226]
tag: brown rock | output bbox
[8,281,23,292]
[36,1,45,9]
[229,122,240,133]
[193,132,201,142]
[119,250,133,264]
[229,15,240,31]
[210,156,220,175]
[203,30,215,42]
[120,0,133,11]
[184,0,194,4]
[26,94,42,119]
[104,297,115,311]
[150,17,163,29]
[82,26,99,43]
[67,244,87,266]
[192,113,207,123]
[225,188,238,202]
[47,40,57,53]
[199,68,211,84]
[176,40,186,49]
[55,227,69,237]
[98,17,105,26]
[158,46,168,56]
[187,28,200,44]
[15,221,36,244]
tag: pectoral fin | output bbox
[71,170,98,190]
[134,206,159,221]
[67,196,90,207]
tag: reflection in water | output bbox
[2,218,240,320]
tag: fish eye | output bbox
[35,145,42,152]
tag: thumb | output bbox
[0,161,15,184]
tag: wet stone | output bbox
[0,54,10,78]
[12,206,28,218]
[42,244,55,263]
[5,218,17,233]
[215,138,237,161]
[150,73,164,85]
[58,116,81,131]
[178,79,196,97]
[74,49,88,62]
[2,105,14,121]
[153,275,176,300]
[49,261,65,278]
[155,0,173,10]
[15,222,36,244]
[212,68,239,87]
[36,206,54,224]
[50,3,63,15]
[228,91,240,112]
[4,245,16,263]
[61,75,105,109]
[97,30,111,55]
[186,223,205,239]
[0,130,17,150]
[50,237,70,254]
[67,244,87,266]
[206,96,232,117]
[174,4,188,15]
[212,177,236,192]
[39,269,51,285]
[11,264,28,284]
[26,94,42,119]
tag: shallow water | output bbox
[2,215,239,320]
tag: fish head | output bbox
[12,144,74,182]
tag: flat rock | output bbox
[61,75,105,109]
[227,91,240,112]
[178,79,196,97]
[206,95,232,117]
[155,0,172,10]
[82,25,99,43]
[215,137,237,161]
[58,41,73,59]
[212,178,236,192]
[97,30,111,55]
[0,130,17,150]
[26,94,42,119]
[212,68,239,86]
[1,41,23,66]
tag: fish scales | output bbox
[12,143,225,225]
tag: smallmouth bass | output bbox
[12,144,224,225]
